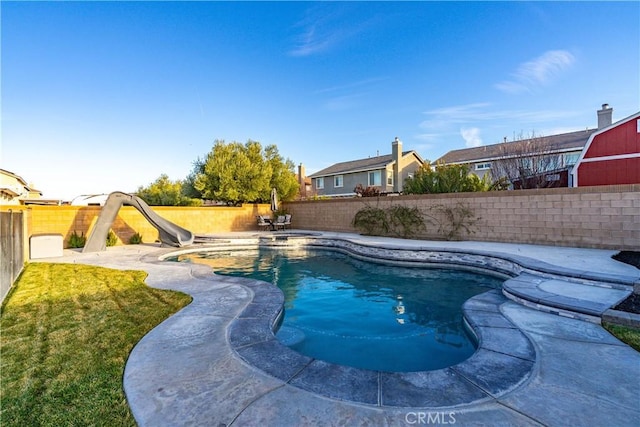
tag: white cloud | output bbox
[495,50,576,94]
[421,103,578,130]
[289,23,337,57]
[418,102,581,148]
[412,142,435,152]
[288,5,377,57]
[460,127,482,148]
[420,103,492,130]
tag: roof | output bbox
[0,168,28,186]
[571,110,640,185]
[0,168,43,196]
[435,129,597,165]
[309,151,421,178]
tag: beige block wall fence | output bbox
[1,184,638,252]
[2,204,274,249]
[285,184,640,250]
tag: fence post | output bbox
[9,209,15,284]
[23,208,31,262]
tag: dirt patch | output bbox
[612,251,640,270]
[611,251,640,314]
[614,293,640,314]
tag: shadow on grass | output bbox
[0,263,191,427]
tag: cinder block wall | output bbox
[2,204,273,248]
[2,185,638,250]
[284,184,640,250]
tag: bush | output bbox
[430,202,480,241]
[106,230,118,247]
[353,206,389,235]
[387,205,426,238]
[353,202,480,241]
[403,162,499,194]
[353,204,425,238]
[67,231,86,248]
[129,232,143,245]
[354,184,380,197]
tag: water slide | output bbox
[82,191,194,252]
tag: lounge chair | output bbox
[257,215,273,231]
[283,214,292,229]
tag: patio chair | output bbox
[274,215,287,231]
[283,214,292,229]
[257,215,273,231]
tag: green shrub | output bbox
[67,231,86,248]
[403,162,501,194]
[387,205,426,238]
[129,232,143,245]
[354,184,380,197]
[353,206,389,235]
[106,230,118,247]
[430,202,480,241]
[353,204,425,238]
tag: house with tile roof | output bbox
[308,137,424,197]
[435,105,614,188]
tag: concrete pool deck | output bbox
[35,232,640,426]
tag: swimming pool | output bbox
[172,248,503,372]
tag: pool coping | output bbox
[161,234,635,408]
[229,283,535,407]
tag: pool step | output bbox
[502,273,631,323]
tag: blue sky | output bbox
[2,1,639,201]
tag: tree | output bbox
[490,131,565,189]
[189,139,299,205]
[136,174,202,206]
[403,162,499,194]
[264,144,300,202]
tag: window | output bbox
[316,177,324,189]
[334,175,343,188]
[368,171,381,186]
[475,162,492,170]
[387,172,393,186]
[563,153,580,166]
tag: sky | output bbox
[2,1,639,201]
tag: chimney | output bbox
[297,163,306,198]
[597,103,612,129]
[392,136,402,192]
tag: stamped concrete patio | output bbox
[36,232,640,426]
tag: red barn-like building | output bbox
[571,106,640,187]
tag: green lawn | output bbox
[603,322,640,352]
[0,263,192,427]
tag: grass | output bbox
[0,263,192,427]
[603,322,640,352]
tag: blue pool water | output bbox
[172,248,503,372]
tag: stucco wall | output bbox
[284,184,640,250]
